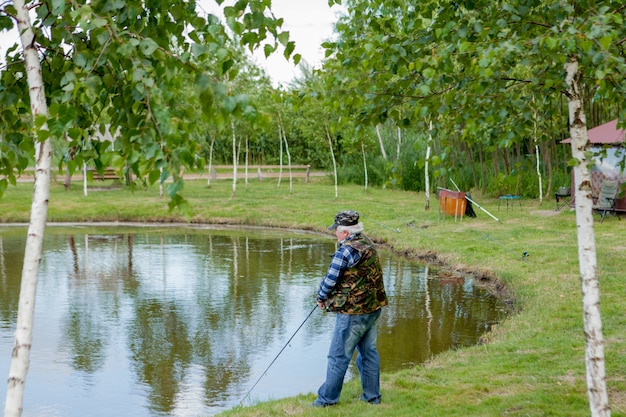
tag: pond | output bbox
[0,225,506,417]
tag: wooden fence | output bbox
[20,164,317,185]
[208,165,312,182]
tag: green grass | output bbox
[2,176,625,417]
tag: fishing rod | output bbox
[448,178,502,224]
[240,304,318,405]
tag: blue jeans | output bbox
[314,309,382,406]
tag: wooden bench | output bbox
[86,168,119,181]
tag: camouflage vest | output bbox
[327,234,388,314]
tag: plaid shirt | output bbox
[317,235,362,302]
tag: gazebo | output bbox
[561,119,626,211]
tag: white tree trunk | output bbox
[535,143,542,202]
[159,167,164,198]
[277,124,283,188]
[206,135,215,187]
[4,1,52,416]
[83,162,88,196]
[425,120,433,211]
[396,126,401,160]
[231,119,237,197]
[325,125,338,199]
[362,142,368,190]
[564,58,611,417]
[375,124,387,160]
[532,99,543,204]
[280,124,293,194]
[245,135,249,190]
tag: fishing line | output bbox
[405,220,436,241]
[240,304,318,406]
[473,230,529,261]
[361,214,401,233]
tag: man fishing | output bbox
[312,210,388,407]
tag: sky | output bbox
[0,1,344,86]
[201,0,345,86]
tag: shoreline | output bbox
[2,179,623,416]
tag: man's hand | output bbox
[316,300,326,310]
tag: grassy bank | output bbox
[2,176,625,417]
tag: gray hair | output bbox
[337,222,363,235]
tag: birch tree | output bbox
[361,142,368,190]
[4,1,52,416]
[532,100,544,204]
[0,1,294,416]
[277,113,294,193]
[565,57,609,416]
[324,1,626,415]
[230,118,239,196]
[325,123,339,199]
[375,124,388,160]
[425,120,433,211]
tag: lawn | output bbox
[2,175,625,417]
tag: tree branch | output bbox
[527,21,552,29]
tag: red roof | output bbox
[561,119,625,144]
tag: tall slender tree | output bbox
[0,1,295,416]
[324,1,626,415]
[4,2,52,416]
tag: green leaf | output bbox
[545,37,558,50]
[34,114,48,128]
[36,128,51,142]
[50,0,65,14]
[222,58,234,74]
[96,29,110,45]
[0,15,13,31]
[222,96,237,113]
[458,41,472,53]
[598,36,612,50]
[191,43,207,58]
[139,38,159,56]
[422,68,436,79]
[579,39,592,53]
[196,73,211,90]
[0,178,8,197]
[74,53,87,68]
[100,0,126,13]
[67,128,81,139]
[48,103,60,117]
[166,179,183,198]
[149,169,162,184]
[277,31,290,46]
[91,17,108,29]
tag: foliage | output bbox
[311,0,626,197]
[399,149,424,192]
[2,0,625,202]
[0,0,299,205]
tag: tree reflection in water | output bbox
[0,226,506,417]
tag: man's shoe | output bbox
[310,400,334,407]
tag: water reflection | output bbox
[0,225,505,417]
